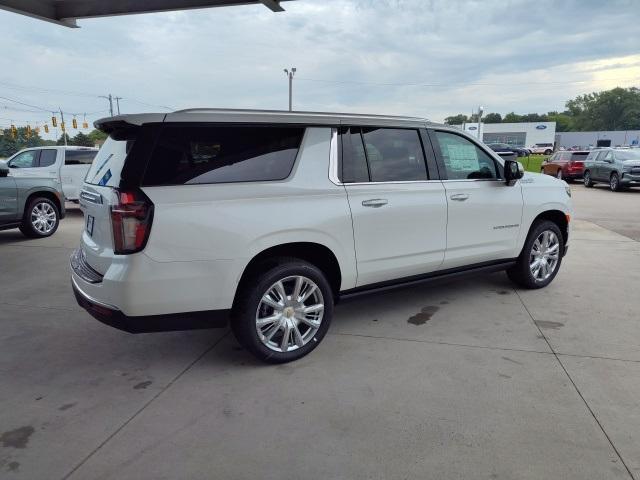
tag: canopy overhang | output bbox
[0,0,292,27]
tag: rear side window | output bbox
[39,149,57,167]
[65,150,97,165]
[142,125,304,186]
[340,127,427,182]
[85,137,131,187]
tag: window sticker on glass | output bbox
[445,144,479,172]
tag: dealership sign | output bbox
[468,126,477,130]
[536,125,547,130]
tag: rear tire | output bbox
[556,169,563,180]
[231,257,334,363]
[507,220,564,289]
[19,197,60,238]
[544,149,552,155]
[584,170,594,187]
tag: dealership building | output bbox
[455,122,557,148]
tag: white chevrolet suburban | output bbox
[6,146,98,202]
[70,109,572,363]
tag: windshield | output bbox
[617,150,640,161]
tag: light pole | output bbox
[477,105,484,140]
[283,67,296,111]
[115,96,122,115]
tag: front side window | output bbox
[9,150,38,168]
[39,150,57,167]
[143,125,304,186]
[433,131,498,180]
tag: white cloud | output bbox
[0,0,638,139]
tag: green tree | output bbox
[88,129,107,145]
[546,111,574,132]
[0,127,47,158]
[503,112,523,123]
[71,131,94,147]
[56,133,72,145]
[483,113,502,123]
[566,87,640,131]
[444,114,469,125]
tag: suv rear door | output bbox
[429,129,523,268]
[340,126,447,286]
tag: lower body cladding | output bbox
[70,248,237,333]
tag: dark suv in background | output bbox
[583,148,640,191]
[541,151,589,181]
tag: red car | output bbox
[541,150,589,181]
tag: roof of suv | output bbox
[95,108,440,131]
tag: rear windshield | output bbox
[65,149,98,165]
[570,152,588,160]
[84,137,131,187]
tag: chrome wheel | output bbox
[30,202,57,234]
[610,174,619,191]
[256,275,324,353]
[529,230,560,282]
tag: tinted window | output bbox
[9,150,38,168]
[570,152,588,161]
[65,150,97,165]
[433,131,498,180]
[143,125,304,186]
[39,149,57,167]
[340,127,369,183]
[361,128,427,182]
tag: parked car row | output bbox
[540,148,640,191]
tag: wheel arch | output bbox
[530,210,569,247]
[22,189,63,219]
[235,242,343,304]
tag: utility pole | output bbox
[283,67,296,111]
[100,94,114,116]
[114,96,122,115]
[59,108,67,146]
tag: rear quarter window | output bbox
[142,125,304,186]
[65,150,98,165]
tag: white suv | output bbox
[71,109,573,363]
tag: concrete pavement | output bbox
[0,189,639,479]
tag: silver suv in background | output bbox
[583,148,640,191]
[5,146,98,202]
[0,160,65,237]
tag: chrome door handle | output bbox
[362,198,388,208]
[450,193,469,201]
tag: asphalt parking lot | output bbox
[1,185,639,479]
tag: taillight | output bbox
[111,189,154,254]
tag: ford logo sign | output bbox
[468,126,477,130]
[536,125,547,130]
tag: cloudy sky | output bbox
[1,0,639,139]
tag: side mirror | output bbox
[0,160,9,178]
[504,159,524,186]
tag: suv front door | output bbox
[429,129,524,269]
[8,149,58,180]
[340,126,447,286]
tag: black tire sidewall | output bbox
[232,260,334,363]
[510,220,564,289]
[584,171,593,187]
[21,197,60,238]
[610,173,619,191]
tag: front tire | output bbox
[231,258,334,363]
[19,197,60,238]
[584,170,594,187]
[507,220,564,289]
[610,173,621,192]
